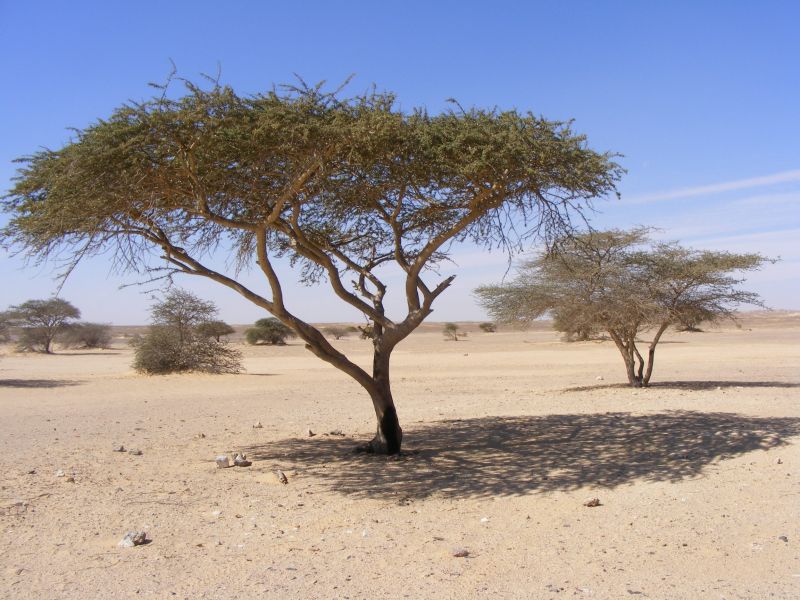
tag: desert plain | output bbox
[1,313,798,599]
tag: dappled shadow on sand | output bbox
[242,411,800,500]
[0,378,84,388]
[564,380,800,392]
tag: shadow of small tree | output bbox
[242,411,799,500]
[0,379,84,388]
[564,380,800,393]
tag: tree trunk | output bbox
[642,322,669,386]
[356,346,403,454]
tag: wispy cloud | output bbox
[625,169,800,204]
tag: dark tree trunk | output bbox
[356,345,403,454]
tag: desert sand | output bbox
[1,313,798,599]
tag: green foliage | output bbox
[478,322,496,333]
[61,322,113,349]
[196,320,235,341]
[6,298,81,353]
[132,290,241,374]
[476,229,770,386]
[245,317,296,346]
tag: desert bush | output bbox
[133,290,242,374]
[245,318,296,345]
[61,322,113,348]
[479,322,496,333]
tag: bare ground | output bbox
[1,314,799,599]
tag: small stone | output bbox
[211,510,222,518]
[583,498,602,507]
[307,429,316,437]
[451,547,470,558]
[329,430,344,437]
[233,453,252,467]
[112,445,126,452]
[215,455,231,469]
[118,531,147,548]
[128,449,143,456]
[776,458,783,464]
[274,470,289,485]
[194,433,206,439]
[480,517,489,523]
[64,475,75,483]
[253,421,263,429]
[55,469,65,477]
[596,376,604,381]
[779,535,789,542]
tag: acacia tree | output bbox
[246,317,296,345]
[7,298,81,353]
[476,229,769,387]
[1,79,621,453]
[196,319,235,341]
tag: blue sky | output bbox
[1,1,798,324]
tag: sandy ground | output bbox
[1,314,798,599]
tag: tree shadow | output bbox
[241,411,799,500]
[565,380,800,392]
[0,379,84,388]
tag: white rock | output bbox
[55,469,65,477]
[118,531,147,548]
[215,455,230,469]
[596,376,604,381]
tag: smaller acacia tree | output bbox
[133,289,241,374]
[323,326,356,340]
[7,298,81,353]
[443,322,465,341]
[476,229,770,387]
[246,317,296,346]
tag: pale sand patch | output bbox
[1,314,798,599]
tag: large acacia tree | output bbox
[2,80,621,453]
[476,228,769,387]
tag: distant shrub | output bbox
[245,318,296,346]
[132,326,241,374]
[358,324,374,340]
[132,290,242,374]
[323,326,353,340]
[479,322,496,333]
[61,322,113,349]
[443,322,465,341]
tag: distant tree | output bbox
[323,326,353,340]
[246,317,296,346]
[133,290,241,374]
[196,320,236,342]
[1,78,621,453]
[478,322,496,333]
[7,298,81,353]
[357,324,374,340]
[443,322,465,341]
[476,229,770,387]
[61,322,113,349]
